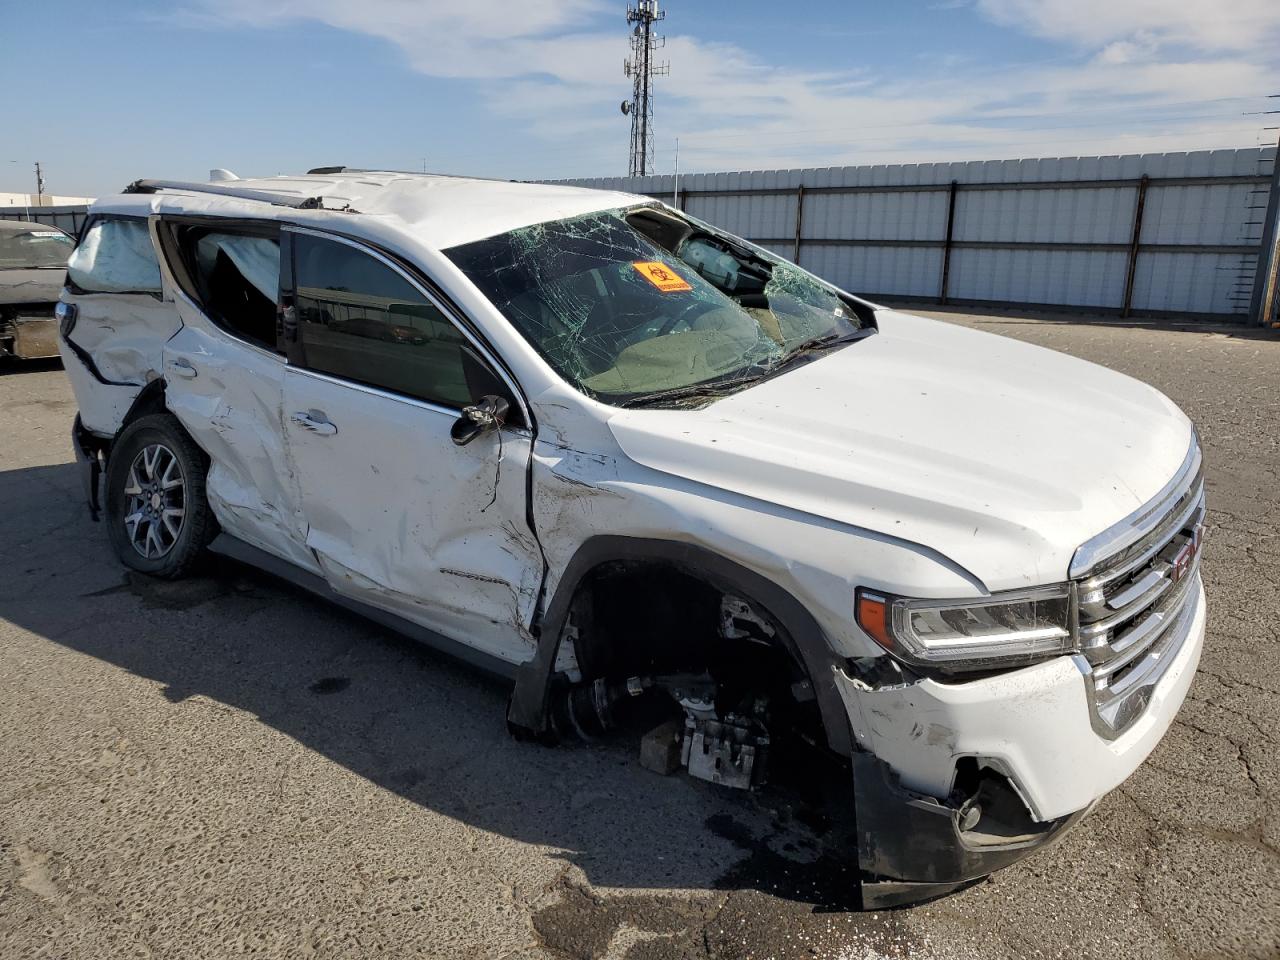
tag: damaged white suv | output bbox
[58,170,1206,907]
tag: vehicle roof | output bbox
[0,220,70,236]
[111,171,648,251]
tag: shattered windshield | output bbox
[0,228,74,269]
[446,207,869,405]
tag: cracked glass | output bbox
[446,206,868,406]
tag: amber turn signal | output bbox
[855,590,893,651]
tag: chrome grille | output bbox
[1071,440,1205,738]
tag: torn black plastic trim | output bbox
[71,414,104,521]
[852,750,1086,909]
[69,379,169,521]
[507,536,853,757]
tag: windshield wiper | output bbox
[618,371,772,409]
[767,328,873,372]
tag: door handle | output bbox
[169,357,198,379]
[290,410,338,436]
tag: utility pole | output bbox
[622,1,668,178]
[673,137,680,207]
[34,161,44,206]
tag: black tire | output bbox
[105,413,216,579]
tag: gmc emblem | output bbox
[1170,526,1203,583]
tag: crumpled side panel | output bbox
[58,339,138,435]
[66,292,181,385]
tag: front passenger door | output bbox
[280,229,542,666]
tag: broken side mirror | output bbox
[451,395,510,446]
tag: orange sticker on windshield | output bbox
[633,261,692,292]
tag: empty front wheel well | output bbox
[509,538,855,757]
[563,560,797,680]
[552,558,832,754]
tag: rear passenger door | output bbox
[280,228,542,666]
[154,218,317,574]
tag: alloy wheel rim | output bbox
[123,443,186,559]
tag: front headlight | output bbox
[855,584,1073,673]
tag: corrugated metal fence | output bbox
[4,149,1277,322]
[558,148,1280,323]
[0,204,90,235]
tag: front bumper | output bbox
[838,578,1206,907]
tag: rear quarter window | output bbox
[67,219,163,295]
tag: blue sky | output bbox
[3,0,1278,197]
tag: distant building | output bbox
[0,192,94,207]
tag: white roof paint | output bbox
[98,172,645,251]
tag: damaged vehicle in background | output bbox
[57,169,1206,908]
[0,220,75,360]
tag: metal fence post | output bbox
[939,180,958,304]
[792,184,806,264]
[1249,140,1280,326]
[1121,175,1150,319]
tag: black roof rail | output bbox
[123,179,325,209]
[305,166,510,183]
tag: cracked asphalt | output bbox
[1,310,1277,959]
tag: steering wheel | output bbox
[654,299,708,337]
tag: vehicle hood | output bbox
[0,268,64,305]
[607,311,1193,591]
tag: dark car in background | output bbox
[0,220,75,360]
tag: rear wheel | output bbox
[105,414,215,578]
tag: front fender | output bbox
[506,534,854,757]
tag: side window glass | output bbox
[177,228,281,351]
[67,219,162,294]
[292,234,476,409]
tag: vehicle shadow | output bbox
[0,459,863,915]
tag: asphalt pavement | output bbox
[1,310,1277,959]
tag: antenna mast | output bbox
[623,1,668,177]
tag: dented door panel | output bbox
[282,367,542,665]
[161,322,316,574]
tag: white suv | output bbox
[57,169,1206,908]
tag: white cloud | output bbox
[1094,31,1160,65]
[197,0,612,80]
[181,0,1280,177]
[977,0,1280,52]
